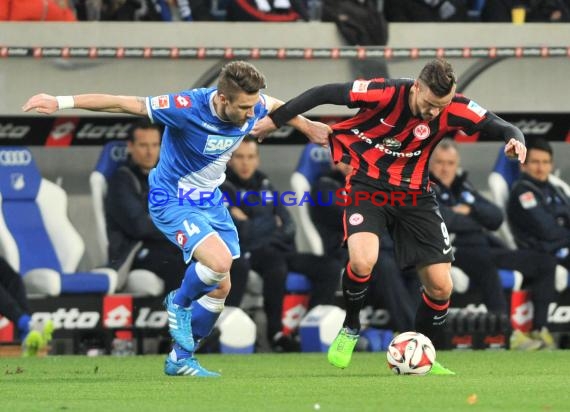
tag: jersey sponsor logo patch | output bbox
[382,137,401,149]
[352,80,370,93]
[519,191,538,209]
[467,100,487,117]
[349,213,364,226]
[351,128,422,157]
[413,124,430,140]
[176,230,187,247]
[204,135,236,154]
[174,95,191,108]
[151,95,170,110]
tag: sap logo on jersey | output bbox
[204,135,236,154]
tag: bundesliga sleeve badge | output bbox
[519,191,538,209]
[150,95,170,110]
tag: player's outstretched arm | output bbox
[23,93,148,117]
[255,95,331,145]
[253,86,344,143]
[479,112,526,163]
[289,118,331,146]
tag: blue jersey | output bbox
[145,87,269,203]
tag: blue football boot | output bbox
[164,356,220,377]
[163,290,194,352]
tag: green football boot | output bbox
[429,361,456,375]
[327,327,359,369]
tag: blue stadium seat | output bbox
[0,147,117,296]
[289,143,332,255]
[90,141,164,296]
[286,272,312,294]
[90,141,128,265]
[488,148,521,249]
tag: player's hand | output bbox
[251,116,278,143]
[452,204,471,215]
[504,138,527,163]
[304,120,332,147]
[229,207,248,221]
[22,94,59,115]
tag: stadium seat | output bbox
[451,264,523,293]
[488,147,569,292]
[90,141,164,296]
[0,147,117,296]
[90,141,128,265]
[289,143,332,255]
[488,148,520,249]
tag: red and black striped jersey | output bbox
[330,78,490,191]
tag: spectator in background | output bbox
[227,0,301,21]
[481,0,570,22]
[526,0,570,21]
[480,0,513,21]
[74,0,227,21]
[105,119,186,293]
[430,138,556,350]
[0,257,53,356]
[0,0,76,21]
[222,139,340,351]
[508,138,570,271]
[310,162,417,333]
[74,0,172,21]
[384,0,468,22]
[322,0,390,79]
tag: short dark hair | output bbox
[526,137,553,158]
[218,61,266,101]
[418,58,457,97]
[128,118,162,142]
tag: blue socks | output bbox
[170,262,227,359]
[170,343,192,361]
[191,296,224,344]
[173,262,220,307]
[171,296,225,360]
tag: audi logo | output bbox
[110,145,128,162]
[0,150,32,166]
[309,146,331,163]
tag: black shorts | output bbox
[343,180,454,270]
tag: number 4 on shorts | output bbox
[184,220,201,236]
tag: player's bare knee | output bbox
[349,259,375,277]
[425,283,452,300]
[207,259,232,275]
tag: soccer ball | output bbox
[386,331,436,375]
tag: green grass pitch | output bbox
[1,351,569,412]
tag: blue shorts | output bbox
[149,193,240,264]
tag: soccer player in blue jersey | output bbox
[23,61,331,377]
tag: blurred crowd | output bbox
[2,0,569,25]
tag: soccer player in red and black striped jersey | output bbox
[252,58,526,374]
